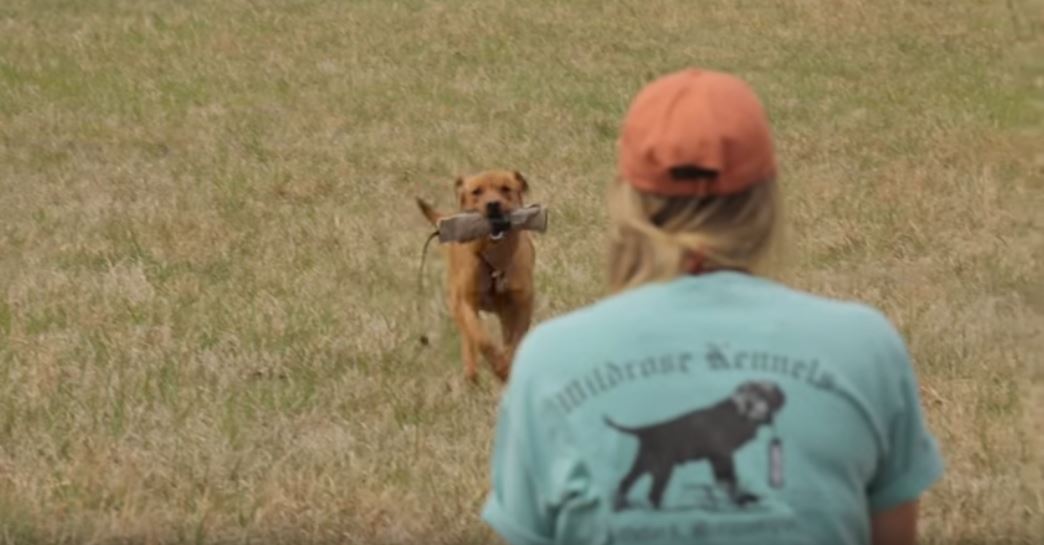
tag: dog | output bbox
[416,170,535,383]
[605,380,785,511]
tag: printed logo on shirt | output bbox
[605,380,786,513]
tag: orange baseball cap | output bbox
[617,68,778,197]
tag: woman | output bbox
[481,68,944,545]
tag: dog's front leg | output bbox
[458,328,478,383]
[497,299,532,379]
[452,297,504,382]
[451,298,481,382]
[709,455,758,506]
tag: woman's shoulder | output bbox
[768,284,913,377]
[524,284,662,338]
[512,278,909,383]
[528,278,904,344]
[508,290,653,379]
[781,285,903,339]
[737,274,887,321]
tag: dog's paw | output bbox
[734,492,760,507]
[494,362,511,382]
[485,353,511,382]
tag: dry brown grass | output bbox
[1,0,1041,543]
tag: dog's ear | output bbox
[513,171,529,193]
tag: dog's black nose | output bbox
[486,201,503,216]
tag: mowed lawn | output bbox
[1,0,1041,543]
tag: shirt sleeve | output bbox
[481,331,600,545]
[866,319,945,512]
[481,385,555,545]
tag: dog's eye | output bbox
[499,185,510,194]
[471,188,483,196]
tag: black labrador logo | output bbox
[604,380,785,511]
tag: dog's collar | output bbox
[479,249,508,295]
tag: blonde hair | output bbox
[607,179,783,292]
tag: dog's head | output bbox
[455,170,529,220]
[730,381,785,425]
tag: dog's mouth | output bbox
[485,203,511,240]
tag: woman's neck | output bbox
[684,254,749,276]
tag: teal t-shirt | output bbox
[482,272,944,545]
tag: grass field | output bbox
[1,0,1042,543]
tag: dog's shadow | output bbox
[618,483,773,514]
